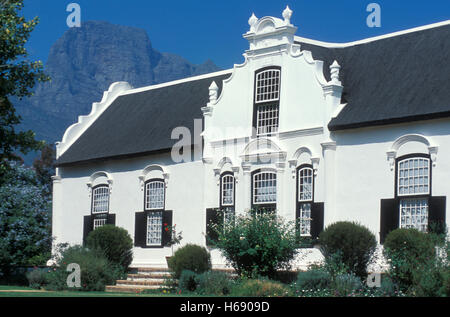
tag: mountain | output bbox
[15,21,221,153]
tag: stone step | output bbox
[117,279,165,287]
[127,273,169,280]
[131,267,170,273]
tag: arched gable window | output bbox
[145,179,165,210]
[220,172,235,226]
[251,170,277,214]
[396,155,431,232]
[297,166,314,236]
[144,179,166,246]
[253,67,281,137]
[91,185,110,230]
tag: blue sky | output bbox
[22,0,450,69]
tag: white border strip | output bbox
[294,20,450,48]
[121,69,233,96]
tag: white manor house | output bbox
[51,7,450,269]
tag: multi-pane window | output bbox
[256,104,279,136]
[298,168,314,202]
[92,185,110,214]
[145,180,165,210]
[400,199,429,232]
[299,203,312,236]
[397,156,431,232]
[256,69,281,103]
[253,172,277,204]
[147,211,163,246]
[220,173,235,228]
[221,174,235,206]
[398,157,430,196]
[254,68,281,137]
[93,218,107,230]
[298,167,314,237]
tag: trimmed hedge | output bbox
[86,225,133,270]
[167,244,211,279]
[319,221,377,279]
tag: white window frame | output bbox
[255,69,281,104]
[93,218,107,230]
[146,211,163,247]
[92,185,110,214]
[221,174,235,207]
[145,180,165,211]
[397,157,430,197]
[399,198,429,232]
[256,103,279,136]
[299,203,312,237]
[252,171,277,205]
[298,167,314,202]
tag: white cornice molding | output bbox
[321,141,337,151]
[387,134,439,169]
[278,127,324,140]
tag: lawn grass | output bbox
[0,285,187,297]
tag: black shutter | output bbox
[380,199,399,244]
[429,196,446,234]
[206,209,222,246]
[106,214,116,226]
[83,215,93,245]
[162,210,173,247]
[134,212,146,247]
[310,203,324,239]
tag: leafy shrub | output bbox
[168,244,211,279]
[375,275,400,297]
[319,222,377,279]
[231,278,291,297]
[383,228,435,289]
[178,270,198,292]
[213,211,298,279]
[294,268,332,291]
[196,271,233,296]
[333,273,363,296]
[45,245,123,292]
[86,225,133,270]
[26,268,48,289]
[440,267,450,297]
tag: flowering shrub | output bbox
[212,211,298,279]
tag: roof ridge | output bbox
[294,19,450,48]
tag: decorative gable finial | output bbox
[248,13,258,32]
[330,60,342,85]
[282,6,293,25]
[209,81,219,103]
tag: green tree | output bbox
[0,0,50,180]
[0,161,52,279]
[32,143,56,196]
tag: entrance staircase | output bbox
[106,267,237,294]
[106,267,171,293]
